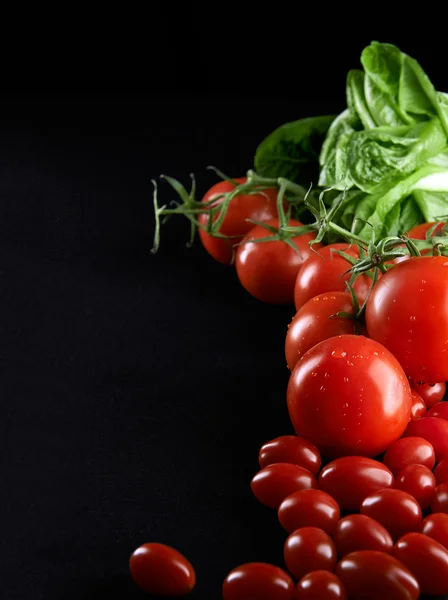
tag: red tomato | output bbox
[431,483,448,513]
[421,513,448,549]
[284,527,337,580]
[366,256,448,383]
[410,389,427,420]
[335,550,420,600]
[287,335,411,458]
[198,178,280,265]
[427,401,448,420]
[360,489,422,541]
[333,514,393,556]
[235,218,319,304]
[435,459,448,485]
[278,489,340,535]
[383,437,435,476]
[404,417,448,462]
[259,436,321,474]
[293,244,374,311]
[285,292,362,371]
[318,457,394,512]
[296,571,347,600]
[414,381,446,408]
[129,543,195,595]
[395,464,436,509]
[407,221,445,239]
[222,562,295,600]
[251,463,316,509]
[393,532,448,596]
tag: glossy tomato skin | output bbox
[404,417,448,462]
[421,513,448,549]
[251,463,316,509]
[333,514,393,556]
[383,437,435,476]
[296,571,347,600]
[287,335,411,458]
[410,390,427,420]
[431,483,448,513]
[395,464,436,509]
[129,543,195,595]
[259,436,321,474]
[294,244,373,311]
[435,459,448,485]
[285,292,361,371]
[427,401,448,420]
[366,256,448,383]
[198,178,279,264]
[393,532,448,596]
[335,550,419,600]
[222,562,295,600]
[407,221,446,239]
[235,218,319,304]
[414,381,446,408]
[318,457,394,512]
[278,489,340,535]
[284,527,337,580]
[360,489,422,541]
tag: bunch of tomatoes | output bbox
[130,177,448,598]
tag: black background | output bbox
[0,15,447,600]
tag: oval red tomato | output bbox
[278,489,340,535]
[421,513,448,549]
[431,483,448,513]
[222,562,295,600]
[287,335,411,458]
[258,436,321,474]
[435,459,448,485]
[251,463,316,509]
[333,514,393,556]
[318,456,394,512]
[410,390,427,420]
[395,464,436,509]
[407,221,446,239]
[427,401,448,420]
[360,489,422,541]
[284,527,337,580]
[382,436,435,476]
[403,417,448,462]
[414,381,446,408]
[296,571,347,600]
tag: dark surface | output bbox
[0,29,447,600]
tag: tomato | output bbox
[318,457,394,512]
[427,401,448,420]
[251,463,316,509]
[296,571,347,600]
[222,562,295,600]
[360,489,422,541]
[382,437,435,476]
[333,514,393,556]
[283,527,337,580]
[431,483,448,513]
[421,513,448,549]
[278,489,340,535]
[129,543,195,595]
[285,292,362,371]
[395,464,436,509]
[259,436,321,474]
[403,416,448,462]
[335,550,420,600]
[407,221,446,239]
[393,532,448,596]
[235,219,319,304]
[410,390,427,420]
[414,381,446,408]
[198,178,280,265]
[287,335,411,458]
[366,256,448,383]
[435,459,448,485]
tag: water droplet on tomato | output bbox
[320,386,325,392]
[410,315,416,321]
[324,372,330,379]
[311,372,318,377]
[346,360,354,367]
[344,377,349,383]
[331,348,347,358]
[372,351,379,356]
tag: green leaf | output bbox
[254,115,336,184]
[364,75,409,127]
[361,42,403,98]
[399,195,423,233]
[347,70,376,129]
[412,189,448,222]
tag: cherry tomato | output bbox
[366,256,448,383]
[318,456,394,512]
[278,489,340,535]
[414,381,446,408]
[360,489,422,541]
[198,178,279,265]
[407,221,446,239]
[393,532,448,596]
[435,459,448,485]
[404,416,448,462]
[427,401,448,420]
[129,542,195,595]
[395,464,436,509]
[333,514,393,556]
[287,335,411,458]
[296,571,347,600]
[294,244,374,311]
[251,463,316,509]
[421,513,448,549]
[259,436,321,474]
[431,483,448,513]
[410,390,427,420]
[382,436,435,476]
[284,527,337,580]
[235,218,319,304]
[222,562,295,600]
[285,292,362,371]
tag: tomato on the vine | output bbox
[394,464,436,509]
[251,463,316,509]
[382,437,435,475]
[283,527,337,580]
[222,563,295,600]
[258,436,321,474]
[414,381,446,408]
[360,489,422,541]
[278,489,340,535]
[431,483,448,513]
[407,221,446,239]
[420,513,448,549]
[333,514,393,556]
[296,571,347,600]
[410,390,427,420]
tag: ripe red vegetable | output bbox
[333,514,393,556]
[431,483,448,513]
[427,401,448,420]
[258,435,321,474]
[435,459,448,485]
[287,335,412,458]
[414,381,446,408]
[407,221,446,239]
[404,416,448,462]
[360,489,422,541]
[382,437,435,475]
[296,571,347,600]
[222,562,295,600]
[410,390,427,420]
[284,527,337,580]
[395,464,436,509]
[129,542,195,595]
[278,489,340,535]
[420,513,448,549]
[251,463,316,509]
